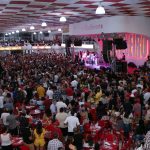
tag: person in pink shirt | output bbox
[133,98,141,121]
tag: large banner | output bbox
[69,16,150,37]
[98,33,150,66]
[115,33,150,66]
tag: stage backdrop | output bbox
[113,33,150,66]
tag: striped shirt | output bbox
[47,139,63,150]
[144,131,150,150]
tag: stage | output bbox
[85,63,110,70]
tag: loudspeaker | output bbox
[102,51,110,63]
[74,39,82,46]
[122,61,127,73]
[103,40,112,51]
[65,39,72,47]
[114,38,127,50]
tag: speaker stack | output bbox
[102,40,113,63]
[116,60,127,73]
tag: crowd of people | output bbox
[0,40,61,47]
[0,52,150,150]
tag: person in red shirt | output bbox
[89,105,97,122]
[65,86,74,102]
[82,86,90,102]
[45,120,62,140]
[43,97,52,112]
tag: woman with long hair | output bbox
[65,137,77,150]
[33,121,46,150]
[0,126,12,150]
[19,113,34,150]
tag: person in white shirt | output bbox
[145,105,150,122]
[56,107,68,136]
[71,79,78,89]
[50,100,57,116]
[56,99,67,113]
[0,90,4,116]
[64,111,80,136]
[144,89,150,104]
[1,110,10,126]
[54,74,59,83]
[0,126,12,150]
[46,87,53,100]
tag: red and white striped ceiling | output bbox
[0,0,150,32]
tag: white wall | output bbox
[69,16,150,37]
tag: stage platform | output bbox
[85,63,110,70]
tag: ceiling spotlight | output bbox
[30,26,35,30]
[41,22,47,27]
[58,28,62,32]
[40,31,43,34]
[5,33,8,36]
[16,30,19,33]
[60,16,67,22]
[12,32,15,34]
[33,32,36,35]
[22,28,26,32]
[95,2,105,15]
[48,30,51,33]
[9,33,11,35]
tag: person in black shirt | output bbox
[19,113,34,150]
[73,128,83,150]
[133,119,146,142]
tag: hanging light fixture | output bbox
[58,28,62,32]
[33,32,36,35]
[5,33,8,36]
[30,26,35,30]
[22,28,26,32]
[12,31,15,34]
[48,30,51,33]
[16,30,19,33]
[59,16,67,22]
[41,22,47,27]
[40,31,43,34]
[8,33,11,35]
[95,2,105,15]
